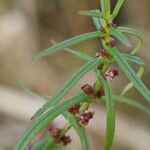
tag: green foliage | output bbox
[111,0,124,19]
[34,31,101,60]
[15,0,150,150]
[15,93,85,150]
[96,71,115,150]
[32,57,106,119]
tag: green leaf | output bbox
[32,57,106,119]
[96,95,150,114]
[112,95,150,114]
[121,53,145,66]
[15,93,85,150]
[63,111,90,150]
[121,66,144,96]
[111,0,124,19]
[117,26,143,54]
[92,16,102,30]
[103,44,150,103]
[51,40,93,62]
[79,9,102,18]
[96,71,115,150]
[110,27,131,47]
[34,31,102,60]
[19,82,49,101]
[100,0,111,18]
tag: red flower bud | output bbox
[68,103,81,114]
[61,135,71,145]
[81,84,97,99]
[79,111,95,126]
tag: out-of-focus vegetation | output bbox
[0,0,149,150]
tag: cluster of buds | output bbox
[81,84,97,99]
[95,49,109,58]
[79,111,95,126]
[68,103,81,114]
[49,127,71,146]
[81,84,105,99]
[104,69,118,81]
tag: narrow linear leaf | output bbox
[63,111,90,150]
[111,0,124,19]
[110,27,131,47]
[96,95,150,114]
[117,26,143,54]
[19,82,49,101]
[92,16,102,30]
[32,57,106,119]
[51,40,93,62]
[15,93,85,150]
[103,44,150,102]
[112,95,150,114]
[79,9,102,18]
[121,66,144,96]
[100,0,111,18]
[54,42,144,66]
[96,71,115,150]
[121,53,145,66]
[34,31,101,60]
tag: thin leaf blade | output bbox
[121,66,144,96]
[103,44,150,102]
[100,0,111,18]
[117,26,143,54]
[110,27,131,47]
[96,71,115,150]
[111,0,124,19]
[79,9,102,18]
[34,31,101,60]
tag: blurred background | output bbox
[0,0,150,150]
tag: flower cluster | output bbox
[95,49,109,58]
[79,111,95,126]
[81,84,105,99]
[49,127,71,146]
[81,84,97,99]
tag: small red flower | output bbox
[104,69,119,81]
[68,103,81,114]
[95,49,109,58]
[61,135,71,145]
[81,84,97,99]
[50,128,61,144]
[79,111,95,126]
